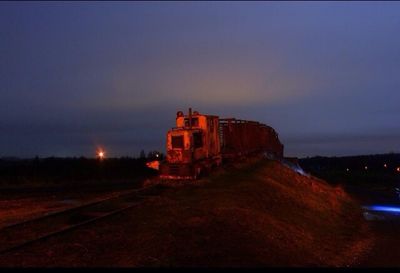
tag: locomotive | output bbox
[159,108,284,179]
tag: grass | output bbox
[123,158,372,266]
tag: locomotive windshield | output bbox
[184,118,199,127]
[193,132,203,148]
[171,135,184,149]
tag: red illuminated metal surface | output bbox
[160,109,284,179]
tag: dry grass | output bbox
[137,159,373,267]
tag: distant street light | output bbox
[384,163,388,168]
[364,166,368,170]
[97,150,105,160]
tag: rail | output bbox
[0,184,163,255]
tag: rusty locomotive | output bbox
[159,108,284,179]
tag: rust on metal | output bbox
[160,108,284,179]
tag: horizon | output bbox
[1,151,399,161]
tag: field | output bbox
[0,157,156,189]
[0,157,156,227]
[299,153,400,204]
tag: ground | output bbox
[343,183,400,267]
[0,159,372,267]
[0,180,143,228]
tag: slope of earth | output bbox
[0,159,372,267]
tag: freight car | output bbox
[159,108,284,179]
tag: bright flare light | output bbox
[98,150,105,159]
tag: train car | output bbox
[160,109,284,179]
[219,119,284,159]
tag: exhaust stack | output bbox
[188,107,192,129]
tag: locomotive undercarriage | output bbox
[159,156,221,180]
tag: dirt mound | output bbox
[132,159,372,266]
[0,159,372,267]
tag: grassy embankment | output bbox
[106,159,372,266]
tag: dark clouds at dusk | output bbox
[1,2,400,157]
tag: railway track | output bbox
[0,184,164,255]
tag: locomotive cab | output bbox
[166,128,204,164]
[160,109,222,179]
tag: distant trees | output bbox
[139,150,164,160]
[147,150,164,160]
[0,157,158,188]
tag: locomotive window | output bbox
[171,136,184,149]
[193,132,203,148]
[184,118,199,127]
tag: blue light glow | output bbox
[363,205,400,213]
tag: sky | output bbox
[1,1,400,158]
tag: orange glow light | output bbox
[97,150,105,159]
